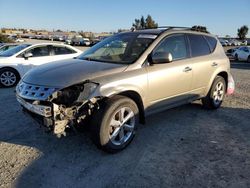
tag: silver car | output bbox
[16,27,235,152]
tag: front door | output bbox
[146,34,193,111]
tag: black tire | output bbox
[202,76,226,109]
[247,56,250,63]
[90,95,139,153]
[0,68,20,88]
[235,53,238,61]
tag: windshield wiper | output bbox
[81,57,99,62]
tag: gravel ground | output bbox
[0,62,250,188]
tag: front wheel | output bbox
[202,76,226,109]
[91,95,139,153]
[0,68,20,88]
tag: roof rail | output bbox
[157,26,190,29]
[153,26,210,33]
[131,26,210,33]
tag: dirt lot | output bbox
[0,61,250,188]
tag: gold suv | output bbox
[16,27,235,152]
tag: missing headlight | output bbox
[52,85,84,106]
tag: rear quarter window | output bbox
[204,36,217,52]
[188,34,211,57]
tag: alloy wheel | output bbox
[109,107,135,146]
[212,81,224,105]
[0,71,17,87]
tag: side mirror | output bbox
[149,52,173,64]
[23,52,33,59]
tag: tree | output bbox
[140,16,146,29]
[237,25,248,40]
[132,18,142,30]
[132,15,158,30]
[145,15,158,29]
[191,25,209,33]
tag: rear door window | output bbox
[188,34,211,57]
[52,46,76,55]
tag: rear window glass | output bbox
[205,36,217,52]
[188,34,210,57]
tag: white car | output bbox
[232,46,250,62]
[0,43,82,87]
[15,38,25,43]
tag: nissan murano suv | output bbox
[16,27,235,152]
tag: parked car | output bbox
[241,40,248,46]
[90,38,101,46]
[15,38,25,43]
[0,44,18,53]
[71,35,83,46]
[229,39,241,46]
[79,38,91,46]
[224,40,232,46]
[232,46,250,62]
[219,38,228,46]
[226,47,238,59]
[16,27,235,152]
[0,43,82,87]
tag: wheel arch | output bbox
[0,66,21,78]
[0,66,21,80]
[115,90,145,124]
[217,71,228,89]
[205,71,228,96]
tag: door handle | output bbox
[211,62,218,67]
[183,67,192,72]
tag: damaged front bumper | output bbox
[17,95,93,137]
[16,81,100,137]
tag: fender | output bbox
[204,65,229,96]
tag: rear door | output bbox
[50,45,79,61]
[187,34,217,95]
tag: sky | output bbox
[0,0,249,37]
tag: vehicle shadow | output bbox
[2,101,250,187]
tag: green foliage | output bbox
[145,15,158,29]
[132,15,158,30]
[237,25,248,40]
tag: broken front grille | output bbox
[16,82,57,101]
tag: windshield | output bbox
[0,44,31,57]
[78,33,157,64]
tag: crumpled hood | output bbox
[22,58,128,88]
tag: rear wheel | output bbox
[202,76,226,109]
[91,95,139,152]
[0,68,20,88]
